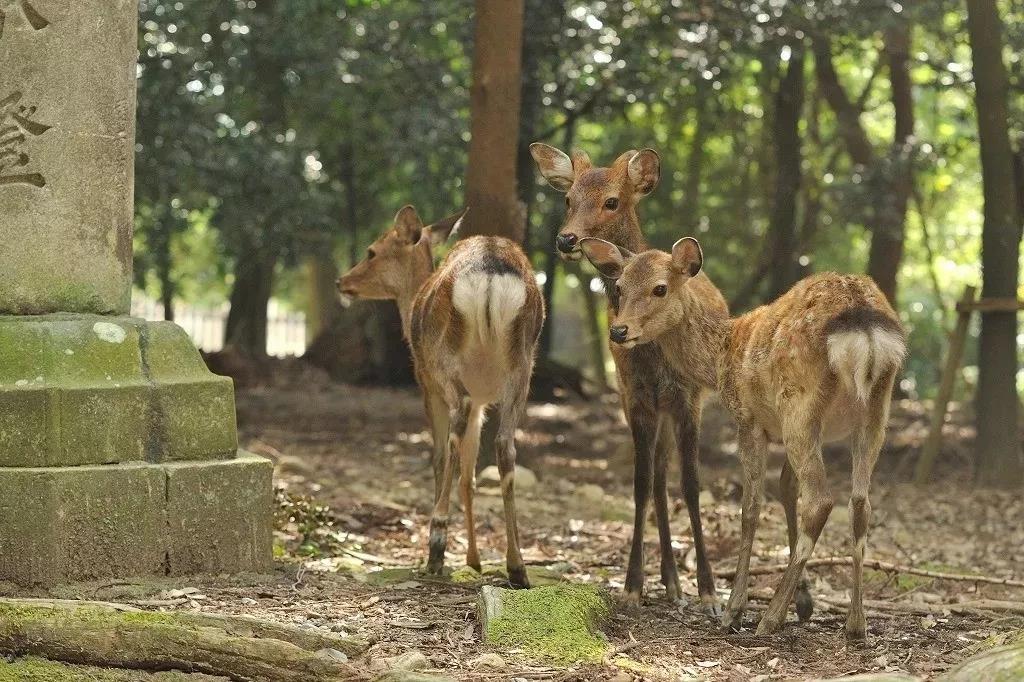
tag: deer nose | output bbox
[609,325,629,343]
[556,233,578,253]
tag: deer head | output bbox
[529,143,660,259]
[337,205,465,304]
[579,236,703,347]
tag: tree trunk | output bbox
[966,0,1023,487]
[679,80,710,231]
[340,140,360,266]
[867,20,915,305]
[460,0,525,242]
[538,119,575,361]
[224,252,275,356]
[766,48,805,301]
[304,254,342,340]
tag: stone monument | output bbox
[0,1,272,584]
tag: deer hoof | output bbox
[795,588,814,622]
[508,566,530,589]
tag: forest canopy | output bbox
[133,0,1023,403]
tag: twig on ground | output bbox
[716,557,1024,587]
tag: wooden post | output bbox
[915,285,978,484]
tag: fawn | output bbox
[337,206,544,588]
[530,143,723,613]
[579,235,906,640]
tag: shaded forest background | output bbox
[133,0,1023,480]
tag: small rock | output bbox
[316,647,348,663]
[471,653,506,669]
[373,650,429,672]
[477,465,537,490]
[698,490,715,506]
[576,483,605,503]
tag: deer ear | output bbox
[671,237,703,278]
[530,142,574,192]
[627,148,661,196]
[425,207,467,246]
[394,205,424,244]
[579,238,633,280]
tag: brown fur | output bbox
[338,206,544,587]
[584,237,906,640]
[531,144,723,612]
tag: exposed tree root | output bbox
[0,598,370,682]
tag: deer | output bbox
[578,235,906,641]
[337,205,544,588]
[529,143,723,615]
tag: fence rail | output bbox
[130,295,306,358]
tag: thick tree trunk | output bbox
[305,254,342,340]
[766,48,805,301]
[461,0,525,242]
[538,119,575,361]
[224,252,275,356]
[680,80,710,231]
[966,0,1023,486]
[867,20,915,304]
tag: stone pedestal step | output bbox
[0,453,272,586]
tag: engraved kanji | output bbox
[1,91,52,188]
[0,1,50,40]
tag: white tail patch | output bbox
[452,272,527,345]
[827,328,906,402]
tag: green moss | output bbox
[0,656,225,681]
[450,565,483,583]
[0,603,178,630]
[484,584,609,663]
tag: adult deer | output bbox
[337,206,544,588]
[579,235,905,641]
[530,143,722,614]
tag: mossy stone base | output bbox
[478,584,610,662]
[0,315,237,466]
[0,454,272,586]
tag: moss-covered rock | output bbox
[478,584,610,663]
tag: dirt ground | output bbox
[35,378,1024,680]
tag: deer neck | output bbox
[394,244,435,342]
[658,289,732,390]
[617,211,648,253]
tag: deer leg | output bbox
[721,422,767,632]
[458,403,485,573]
[780,459,814,622]
[426,394,471,575]
[846,370,895,643]
[494,384,530,589]
[624,403,659,606]
[652,416,681,602]
[757,418,832,635]
[676,397,720,617]
[424,385,450,505]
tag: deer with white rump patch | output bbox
[337,206,544,587]
[530,143,723,614]
[579,236,905,641]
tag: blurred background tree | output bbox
[134,0,1023,483]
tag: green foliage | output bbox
[133,0,1023,395]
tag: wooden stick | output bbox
[716,555,1024,587]
[956,297,1024,313]
[915,285,977,484]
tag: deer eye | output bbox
[366,248,376,260]
[652,284,667,297]
[604,197,620,210]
